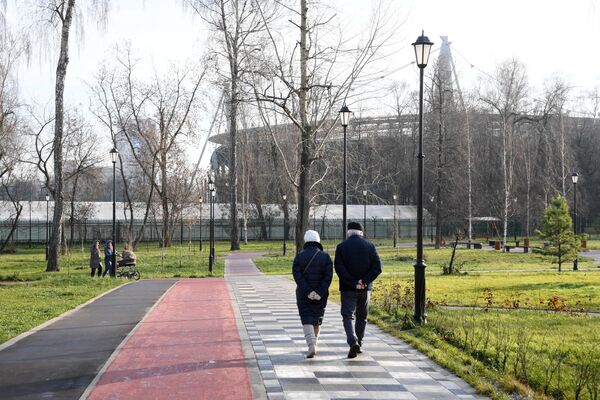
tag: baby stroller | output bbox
[116,258,140,280]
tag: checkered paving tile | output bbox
[227,254,488,400]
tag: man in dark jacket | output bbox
[334,222,382,358]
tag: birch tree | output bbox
[15,0,110,270]
[481,59,528,248]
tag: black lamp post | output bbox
[412,30,433,324]
[339,104,352,239]
[572,172,579,271]
[282,194,287,256]
[363,190,367,236]
[110,148,118,277]
[199,196,203,252]
[45,193,50,260]
[393,194,398,248]
[208,173,215,273]
[28,200,32,249]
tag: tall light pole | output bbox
[199,196,203,252]
[412,31,433,324]
[29,200,32,249]
[363,190,368,236]
[110,148,118,277]
[393,194,398,248]
[45,193,50,260]
[572,172,579,271]
[339,104,352,239]
[208,173,215,273]
[282,194,287,256]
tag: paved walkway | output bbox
[0,252,488,399]
[227,253,487,400]
[0,280,176,400]
[85,279,253,400]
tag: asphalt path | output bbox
[0,279,176,400]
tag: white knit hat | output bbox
[304,230,321,243]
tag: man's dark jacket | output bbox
[334,234,382,291]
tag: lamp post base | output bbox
[413,260,427,325]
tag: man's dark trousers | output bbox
[341,289,371,346]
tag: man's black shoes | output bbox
[357,341,363,354]
[348,344,361,359]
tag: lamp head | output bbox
[339,104,352,127]
[412,30,434,68]
[572,172,579,184]
[363,190,367,196]
[282,194,287,201]
[109,148,119,163]
[45,194,50,201]
[208,172,215,191]
[393,194,397,200]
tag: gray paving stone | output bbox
[226,255,489,400]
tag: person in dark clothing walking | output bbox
[292,230,333,358]
[334,222,382,358]
[102,240,115,277]
[89,241,103,277]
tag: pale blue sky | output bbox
[8,0,600,161]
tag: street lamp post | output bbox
[208,173,215,273]
[199,196,203,252]
[339,105,352,239]
[363,190,367,236]
[393,195,398,248]
[45,193,50,260]
[282,195,287,256]
[29,200,32,249]
[110,148,118,277]
[572,172,579,271]
[412,31,433,324]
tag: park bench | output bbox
[456,241,482,249]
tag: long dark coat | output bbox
[292,242,333,325]
[89,244,101,268]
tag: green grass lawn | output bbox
[251,245,600,399]
[377,247,597,273]
[370,307,600,400]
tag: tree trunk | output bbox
[434,86,444,249]
[69,173,80,251]
[501,117,510,251]
[160,150,171,247]
[47,0,75,272]
[228,57,240,250]
[254,200,268,240]
[295,0,311,253]
[0,206,22,253]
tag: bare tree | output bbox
[481,59,528,248]
[90,47,205,247]
[15,0,111,270]
[186,0,277,250]
[252,0,394,252]
[62,112,102,249]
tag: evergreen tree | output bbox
[536,195,580,272]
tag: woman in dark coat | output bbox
[89,241,102,277]
[292,230,333,358]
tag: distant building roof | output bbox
[1,202,429,222]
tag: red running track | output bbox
[86,279,252,400]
